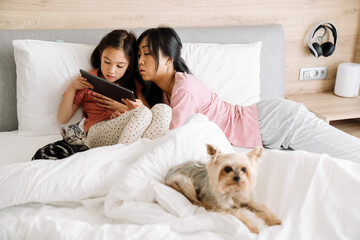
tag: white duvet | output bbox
[0,115,359,240]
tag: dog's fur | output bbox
[163,144,281,234]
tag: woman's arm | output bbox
[137,92,150,108]
[170,90,197,129]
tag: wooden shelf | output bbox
[330,119,360,138]
[286,92,360,123]
[286,92,360,138]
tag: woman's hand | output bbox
[71,75,94,90]
[93,92,129,113]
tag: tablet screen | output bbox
[80,69,136,102]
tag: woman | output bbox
[137,27,360,163]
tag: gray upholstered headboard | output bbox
[0,24,285,131]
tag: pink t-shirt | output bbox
[163,72,262,148]
[73,69,141,132]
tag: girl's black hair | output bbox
[91,30,138,97]
[137,27,191,107]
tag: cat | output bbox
[31,118,89,161]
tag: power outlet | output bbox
[299,67,328,81]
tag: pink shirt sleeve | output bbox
[170,88,197,129]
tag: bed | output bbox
[0,25,359,240]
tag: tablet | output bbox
[80,69,135,102]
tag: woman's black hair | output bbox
[91,30,138,96]
[137,27,191,107]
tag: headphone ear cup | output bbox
[312,42,323,57]
[321,42,335,57]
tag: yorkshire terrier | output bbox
[164,144,281,234]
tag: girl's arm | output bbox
[100,95,147,120]
[120,92,150,109]
[57,75,93,124]
[92,92,130,113]
[92,92,147,116]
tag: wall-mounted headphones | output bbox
[308,22,337,58]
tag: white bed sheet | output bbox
[0,129,251,167]
[0,115,359,240]
[0,131,60,166]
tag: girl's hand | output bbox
[110,111,121,119]
[121,98,145,110]
[93,92,129,113]
[71,75,94,90]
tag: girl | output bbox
[137,27,360,163]
[58,29,171,148]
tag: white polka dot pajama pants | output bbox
[86,104,172,148]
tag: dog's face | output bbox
[206,144,262,197]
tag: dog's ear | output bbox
[206,144,221,157]
[247,147,262,162]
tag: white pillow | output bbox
[13,40,95,136]
[181,42,262,106]
[13,40,261,136]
